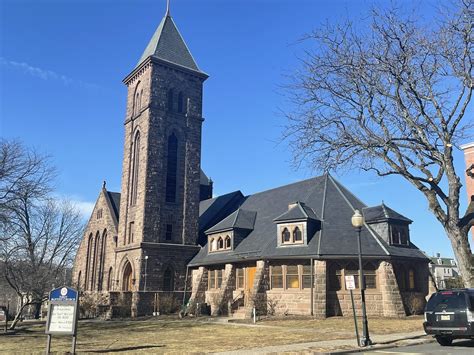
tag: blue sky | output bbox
[1,0,471,258]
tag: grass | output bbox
[0,315,425,354]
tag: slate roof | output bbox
[274,202,319,222]
[430,257,457,266]
[106,191,121,220]
[189,174,428,266]
[206,209,257,234]
[135,13,203,73]
[363,204,412,223]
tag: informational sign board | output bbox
[45,286,78,336]
[345,275,356,290]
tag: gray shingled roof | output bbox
[363,204,412,223]
[189,174,428,266]
[106,191,121,220]
[206,209,257,234]
[136,14,202,73]
[273,202,319,222]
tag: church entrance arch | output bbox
[122,261,133,291]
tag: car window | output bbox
[426,291,467,311]
[468,293,474,311]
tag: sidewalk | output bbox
[213,330,433,354]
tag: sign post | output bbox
[45,286,79,354]
[345,275,360,346]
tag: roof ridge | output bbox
[232,208,241,227]
[246,175,325,199]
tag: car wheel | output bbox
[435,336,453,346]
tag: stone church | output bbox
[72,7,431,319]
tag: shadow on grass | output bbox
[87,345,164,353]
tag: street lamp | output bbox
[351,210,372,347]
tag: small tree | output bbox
[284,1,474,286]
[0,140,83,328]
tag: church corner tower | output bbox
[116,5,208,298]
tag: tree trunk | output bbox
[446,225,474,288]
[9,302,31,330]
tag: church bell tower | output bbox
[116,5,208,294]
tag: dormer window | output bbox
[391,225,409,246]
[280,224,305,245]
[208,232,233,252]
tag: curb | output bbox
[331,335,435,354]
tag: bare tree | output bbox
[284,1,473,286]
[0,140,83,328]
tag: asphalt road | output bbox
[355,339,474,354]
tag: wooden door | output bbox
[246,266,256,292]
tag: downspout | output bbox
[310,258,314,316]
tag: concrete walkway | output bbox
[213,330,433,354]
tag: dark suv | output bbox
[424,289,474,346]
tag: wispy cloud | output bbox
[72,200,95,219]
[0,57,100,90]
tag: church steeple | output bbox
[134,5,203,74]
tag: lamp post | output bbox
[351,210,372,347]
[144,255,149,292]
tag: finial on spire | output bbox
[166,0,171,16]
[102,180,107,190]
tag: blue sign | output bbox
[49,286,78,302]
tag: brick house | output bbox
[72,7,430,319]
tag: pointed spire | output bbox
[166,0,171,17]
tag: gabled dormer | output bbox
[363,203,412,246]
[273,202,320,247]
[205,209,257,253]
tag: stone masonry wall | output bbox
[379,261,406,317]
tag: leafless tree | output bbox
[284,1,474,286]
[0,140,83,328]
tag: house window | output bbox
[208,269,224,289]
[165,224,173,241]
[96,209,103,219]
[165,133,178,203]
[391,225,409,245]
[408,269,415,290]
[364,262,377,289]
[345,262,360,289]
[302,264,312,289]
[225,235,231,249]
[286,265,299,289]
[270,266,283,288]
[282,228,291,243]
[293,227,302,242]
[209,238,215,252]
[163,267,174,291]
[217,270,223,288]
[236,268,244,289]
[130,131,140,206]
[217,237,224,250]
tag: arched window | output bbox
[209,238,215,251]
[133,82,141,116]
[165,133,178,203]
[293,227,302,242]
[98,230,107,291]
[91,232,100,290]
[282,228,291,243]
[85,233,93,290]
[163,267,174,291]
[217,237,224,250]
[225,235,231,249]
[177,91,184,113]
[107,267,113,291]
[130,131,140,206]
[167,88,174,111]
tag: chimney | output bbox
[461,142,474,241]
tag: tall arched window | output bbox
[85,233,93,290]
[163,266,174,291]
[77,271,82,291]
[130,131,140,206]
[98,230,107,291]
[165,133,178,203]
[91,232,100,290]
[177,91,184,113]
[167,88,174,111]
[293,227,302,242]
[282,228,291,243]
[122,261,133,291]
[217,237,224,250]
[225,235,231,249]
[133,82,141,116]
